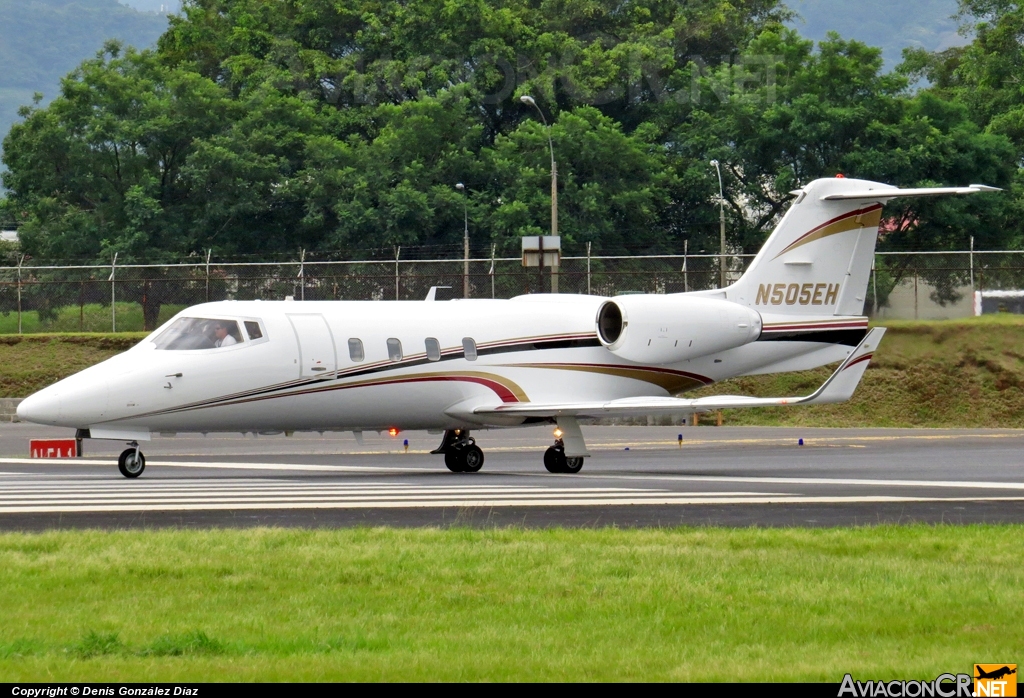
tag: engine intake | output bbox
[596,295,762,364]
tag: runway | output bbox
[1,423,1023,529]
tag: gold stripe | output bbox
[336,371,531,403]
[773,207,882,260]
[510,363,707,396]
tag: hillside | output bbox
[0,0,167,164]
[3,318,1024,428]
[695,316,1024,428]
[787,0,966,69]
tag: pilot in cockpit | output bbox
[213,322,238,347]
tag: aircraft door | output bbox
[287,314,337,377]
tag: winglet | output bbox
[801,327,885,405]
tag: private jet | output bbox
[17,177,997,477]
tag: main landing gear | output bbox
[118,442,145,479]
[432,429,485,473]
[544,441,584,474]
[543,420,588,474]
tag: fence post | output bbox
[205,248,211,303]
[394,246,401,300]
[969,236,975,292]
[16,254,23,335]
[298,248,306,301]
[871,257,877,317]
[490,243,496,299]
[586,241,592,295]
[109,252,117,333]
[682,240,688,293]
[913,271,918,320]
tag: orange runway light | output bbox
[388,427,399,437]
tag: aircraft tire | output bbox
[543,446,566,473]
[563,456,584,474]
[118,448,145,479]
[444,450,466,473]
[461,445,484,473]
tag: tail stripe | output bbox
[771,204,882,260]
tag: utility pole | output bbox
[521,95,558,292]
[711,159,726,288]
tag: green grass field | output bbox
[0,526,1020,681]
[0,303,185,334]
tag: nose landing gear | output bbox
[118,442,145,478]
[432,430,485,473]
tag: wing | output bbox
[820,184,999,201]
[473,328,885,419]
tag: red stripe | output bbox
[763,322,869,331]
[368,375,521,403]
[547,362,714,385]
[842,353,873,370]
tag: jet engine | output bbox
[596,294,762,364]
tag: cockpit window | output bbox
[154,318,244,350]
[244,321,263,340]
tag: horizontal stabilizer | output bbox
[475,328,885,419]
[820,184,1000,201]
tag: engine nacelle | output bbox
[596,294,762,364]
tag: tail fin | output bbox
[726,177,998,316]
[728,177,888,316]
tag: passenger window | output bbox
[244,321,263,340]
[348,338,364,362]
[425,338,441,362]
[462,337,478,361]
[387,338,403,362]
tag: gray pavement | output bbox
[1,423,1023,529]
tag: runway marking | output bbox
[0,471,1022,514]
[2,496,1024,514]
[0,458,436,473]
[574,474,1024,490]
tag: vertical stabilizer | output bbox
[726,177,892,317]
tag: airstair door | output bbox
[287,314,337,377]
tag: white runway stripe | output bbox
[3,496,1024,514]
[0,476,791,512]
[0,458,435,472]
[582,473,1024,491]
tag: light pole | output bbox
[456,182,469,298]
[520,95,557,240]
[710,159,726,288]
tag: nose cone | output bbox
[17,388,61,426]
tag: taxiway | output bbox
[1,424,1022,529]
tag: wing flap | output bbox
[474,328,885,419]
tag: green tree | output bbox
[677,29,1015,253]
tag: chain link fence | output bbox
[0,250,1020,333]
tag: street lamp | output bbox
[456,182,469,298]
[710,159,726,288]
[520,95,557,240]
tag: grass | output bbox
[0,334,145,398]
[0,303,185,334]
[0,526,1020,681]
[695,314,1024,428]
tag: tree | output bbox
[675,29,1015,253]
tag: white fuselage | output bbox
[17,294,861,436]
